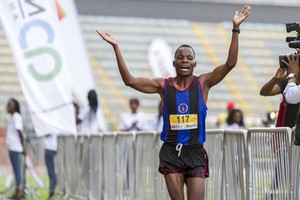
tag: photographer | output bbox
[261,22,300,130]
[283,54,300,103]
[260,65,299,128]
[283,54,300,145]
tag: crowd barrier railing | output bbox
[247,127,291,200]
[290,128,300,200]
[204,129,224,200]
[46,127,297,200]
[0,127,296,200]
[223,129,248,200]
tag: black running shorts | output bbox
[158,142,209,178]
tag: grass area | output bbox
[0,173,50,200]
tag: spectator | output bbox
[77,89,108,134]
[149,100,164,132]
[6,98,26,200]
[155,100,164,132]
[221,108,245,129]
[282,54,300,145]
[119,98,147,131]
[262,54,299,193]
[260,67,299,128]
[42,133,57,200]
[216,101,235,128]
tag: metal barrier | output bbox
[290,128,300,200]
[205,129,248,200]
[204,129,224,200]
[223,129,248,200]
[0,128,296,200]
[89,135,103,200]
[247,127,291,200]
[134,132,161,200]
[55,129,233,200]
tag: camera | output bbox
[279,22,300,69]
[279,54,300,69]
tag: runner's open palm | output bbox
[96,30,117,46]
[232,5,251,26]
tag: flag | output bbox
[0,0,76,136]
[54,0,96,105]
[148,39,175,78]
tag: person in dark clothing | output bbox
[260,59,300,193]
[260,67,300,128]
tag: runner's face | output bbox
[173,47,196,76]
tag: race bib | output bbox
[169,114,198,130]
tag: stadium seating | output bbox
[0,16,290,130]
[81,16,286,128]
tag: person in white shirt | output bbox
[42,133,57,200]
[6,98,25,200]
[282,54,300,145]
[77,89,108,135]
[120,98,146,131]
[152,100,164,132]
[283,54,300,104]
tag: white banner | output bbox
[0,0,76,136]
[54,0,96,105]
[148,39,175,78]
